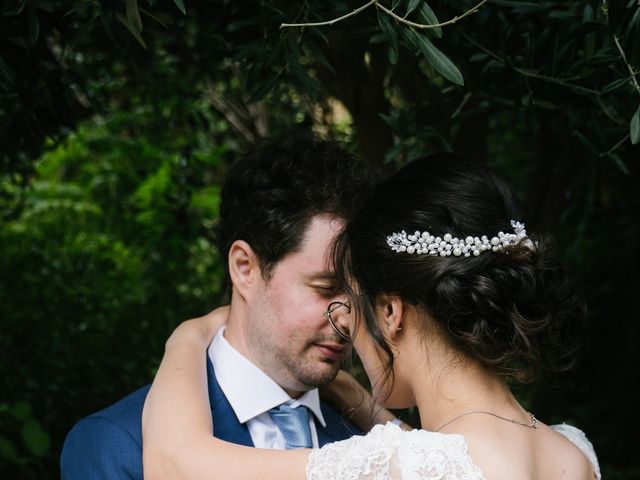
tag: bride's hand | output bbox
[321,370,410,432]
[166,305,230,349]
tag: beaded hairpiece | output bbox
[386,220,533,257]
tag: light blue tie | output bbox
[268,404,313,449]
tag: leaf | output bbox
[369,32,387,44]
[406,0,422,16]
[28,10,40,42]
[377,10,398,64]
[21,420,50,457]
[601,77,629,94]
[571,130,598,154]
[384,143,405,164]
[388,45,399,65]
[173,0,186,15]
[608,152,629,174]
[630,105,640,145]
[404,29,463,86]
[34,1,55,13]
[140,8,170,28]
[306,43,336,76]
[533,99,557,110]
[582,4,594,21]
[309,27,329,45]
[566,22,602,39]
[417,3,442,38]
[10,401,30,421]
[470,52,489,62]
[378,112,396,126]
[3,0,26,16]
[627,6,640,35]
[286,34,301,58]
[125,0,143,35]
[0,56,16,84]
[489,0,547,13]
[247,72,280,104]
[227,17,261,32]
[0,435,19,462]
[583,54,617,67]
[489,0,540,6]
[115,12,147,49]
[549,9,575,19]
[290,62,320,95]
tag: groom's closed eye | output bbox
[313,284,341,298]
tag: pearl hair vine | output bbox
[386,220,534,257]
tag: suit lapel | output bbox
[206,356,359,448]
[206,356,254,447]
[316,401,362,446]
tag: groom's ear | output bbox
[375,293,405,340]
[228,240,261,300]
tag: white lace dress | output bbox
[307,422,600,480]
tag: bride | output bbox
[142,155,600,480]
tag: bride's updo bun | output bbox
[333,154,584,384]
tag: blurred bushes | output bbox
[0,107,227,478]
[1,0,640,477]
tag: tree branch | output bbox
[280,0,378,28]
[459,30,601,96]
[281,0,488,30]
[599,133,630,158]
[375,0,488,30]
[512,68,601,96]
[612,35,640,97]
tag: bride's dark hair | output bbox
[333,153,584,394]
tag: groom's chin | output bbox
[298,363,342,389]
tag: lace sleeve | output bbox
[551,423,601,480]
[306,423,485,480]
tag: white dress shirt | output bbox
[208,326,327,449]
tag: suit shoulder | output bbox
[60,385,151,480]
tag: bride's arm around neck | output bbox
[142,309,310,480]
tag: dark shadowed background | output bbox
[1,0,639,478]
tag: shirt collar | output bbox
[208,326,326,427]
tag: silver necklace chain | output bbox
[435,410,538,432]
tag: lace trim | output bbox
[307,421,600,480]
[307,422,485,480]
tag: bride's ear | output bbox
[375,294,405,340]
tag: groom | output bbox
[61,135,374,478]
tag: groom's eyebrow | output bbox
[305,271,337,282]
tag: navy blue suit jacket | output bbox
[61,358,360,479]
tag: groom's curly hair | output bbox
[216,133,375,287]
[333,153,586,395]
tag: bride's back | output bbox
[461,421,596,480]
[333,157,598,480]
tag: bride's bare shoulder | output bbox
[542,424,599,479]
[456,422,598,480]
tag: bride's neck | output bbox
[405,337,521,432]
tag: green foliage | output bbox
[631,105,640,144]
[1,0,640,478]
[0,402,51,477]
[0,105,229,478]
[402,28,464,86]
